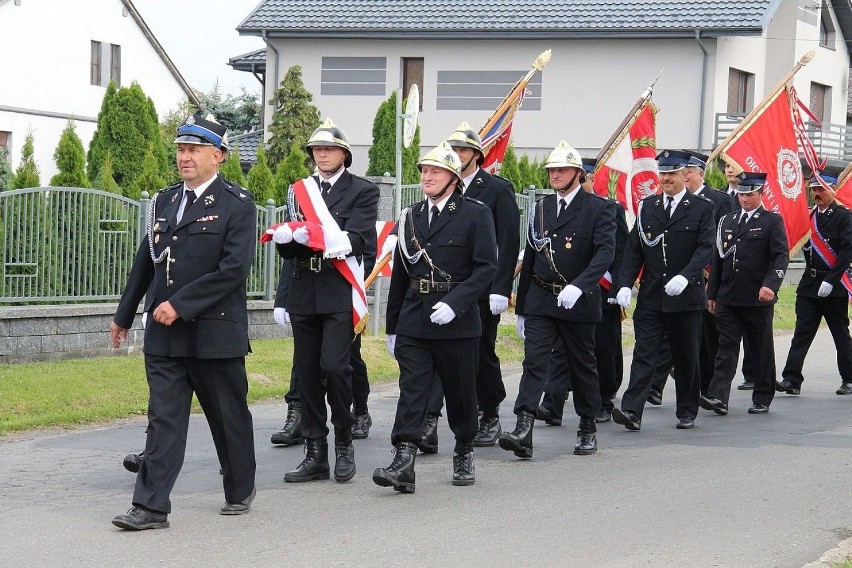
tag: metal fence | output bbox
[0,186,541,304]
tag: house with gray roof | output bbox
[235,0,852,173]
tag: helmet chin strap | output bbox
[429,178,458,201]
[556,171,581,194]
[318,163,344,177]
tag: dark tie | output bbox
[185,189,197,210]
[739,212,747,228]
[665,196,673,217]
[557,199,567,219]
[321,181,332,196]
[430,205,439,227]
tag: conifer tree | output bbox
[220,143,247,187]
[367,91,421,182]
[12,130,41,189]
[0,148,12,191]
[266,66,321,167]
[50,120,90,188]
[274,141,310,205]
[247,145,274,204]
[94,152,121,194]
[500,143,523,191]
[128,145,165,200]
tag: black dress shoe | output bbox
[220,486,256,515]
[611,408,641,431]
[535,405,562,426]
[112,506,169,530]
[748,403,769,414]
[647,388,663,406]
[575,419,597,455]
[676,417,695,429]
[737,380,755,391]
[472,414,501,447]
[351,412,372,439]
[123,451,143,473]
[775,379,800,395]
[700,396,728,416]
[837,382,852,395]
[594,409,612,423]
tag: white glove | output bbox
[293,226,311,245]
[489,294,509,315]
[557,284,582,309]
[616,287,633,309]
[381,234,399,258]
[386,334,396,359]
[430,302,457,325]
[141,311,148,330]
[607,297,618,305]
[818,281,834,297]
[664,275,689,296]
[273,307,290,328]
[516,315,526,339]
[272,224,293,244]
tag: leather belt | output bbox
[410,279,461,294]
[809,268,829,278]
[296,256,332,273]
[534,275,565,295]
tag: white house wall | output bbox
[265,37,712,174]
[0,0,189,182]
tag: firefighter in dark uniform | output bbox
[272,119,379,483]
[648,151,735,401]
[700,172,788,414]
[537,157,627,424]
[777,168,852,396]
[499,141,615,458]
[374,142,497,492]
[613,149,715,430]
[110,115,257,529]
[417,122,520,451]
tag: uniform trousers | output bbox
[621,308,701,420]
[514,315,600,420]
[290,311,355,439]
[391,336,479,446]
[706,303,775,406]
[284,334,371,414]
[782,295,852,387]
[542,306,622,416]
[134,354,256,514]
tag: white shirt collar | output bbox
[427,191,454,214]
[664,188,688,207]
[183,172,218,197]
[461,168,479,193]
[319,167,345,189]
[557,185,582,209]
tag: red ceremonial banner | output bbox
[836,174,852,209]
[721,88,810,251]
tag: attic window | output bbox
[819,2,836,48]
[91,41,121,87]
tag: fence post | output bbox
[138,191,150,245]
[264,199,276,301]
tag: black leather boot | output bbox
[271,402,304,446]
[123,451,144,473]
[417,414,439,454]
[574,417,597,456]
[372,441,417,493]
[472,409,501,447]
[452,442,475,486]
[333,428,356,483]
[284,438,330,482]
[351,411,372,439]
[498,411,534,459]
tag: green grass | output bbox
[0,284,802,436]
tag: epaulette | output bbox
[463,196,486,206]
[224,182,254,201]
[587,192,608,203]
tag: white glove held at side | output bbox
[557,284,583,309]
[381,234,399,258]
[272,225,293,244]
[516,315,526,339]
[430,302,457,325]
[664,275,689,296]
[386,334,397,359]
[818,281,834,297]
[489,294,509,315]
[616,287,633,309]
[273,307,290,328]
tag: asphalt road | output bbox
[1,327,851,567]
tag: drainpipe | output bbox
[263,31,281,131]
[695,30,709,152]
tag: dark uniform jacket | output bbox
[618,191,715,312]
[515,188,616,322]
[707,206,789,306]
[695,184,736,226]
[463,168,520,299]
[385,191,497,339]
[114,175,256,358]
[276,171,379,314]
[798,201,852,298]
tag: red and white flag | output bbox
[834,167,852,208]
[593,101,660,223]
[720,87,810,252]
[376,220,395,276]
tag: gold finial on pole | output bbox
[532,49,552,72]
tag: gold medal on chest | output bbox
[565,236,572,249]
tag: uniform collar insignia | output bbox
[753,212,760,219]
[776,270,785,278]
[448,201,457,212]
[204,194,216,207]
[170,193,179,203]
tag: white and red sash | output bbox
[809,207,852,302]
[376,220,395,276]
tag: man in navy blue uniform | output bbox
[110,115,257,529]
[701,172,788,415]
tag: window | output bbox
[91,40,121,87]
[402,58,424,110]
[809,82,831,124]
[727,68,754,114]
[0,131,9,149]
[819,2,836,48]
[320,57,386,96]
[436,70,542,111]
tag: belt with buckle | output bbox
[809,268,829,278]
[296,256,330,272]
[533,275,565,295]
[410,279,460,294]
